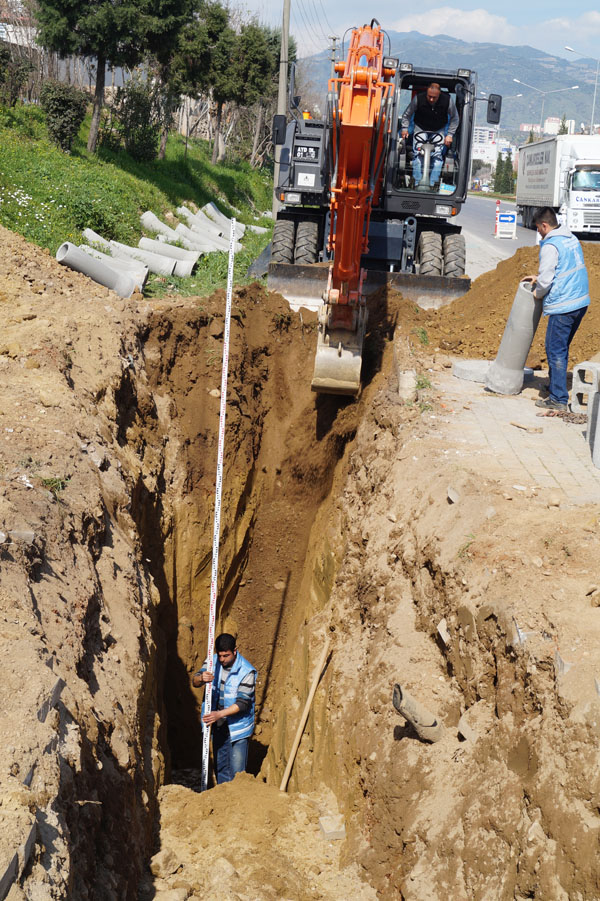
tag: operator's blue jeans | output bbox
[212,723,249,784]
[545,306,587,405]
[412,131,445,186]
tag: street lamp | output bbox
[565,45,599,135]
[513,78,579,133]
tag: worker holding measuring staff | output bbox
[524,207,590,412]
[193,633,257,784]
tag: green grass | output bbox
[0,104,273,295]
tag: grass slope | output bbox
[0,105,273,296]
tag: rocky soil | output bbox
[1,224,600,900]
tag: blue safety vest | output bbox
[202,652,256,741]
[541,233,590,315]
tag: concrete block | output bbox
[571,361,600,414]
[37,677,65,723]
[588,392,600,469]
[319,814,346,841]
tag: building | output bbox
[544,116,561,136]
[471,125,516,167]
[519,123,543,135]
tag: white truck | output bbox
[516,135,600,234]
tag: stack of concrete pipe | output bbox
[58,200,267,296]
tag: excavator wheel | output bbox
[271,219,296,263]
[416,231,442,276]
[294,220,319,264]
[443,234,466,278]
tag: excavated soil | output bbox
[1,222,600,901]
[393,243,600,366]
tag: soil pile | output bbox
[390,243,600,366]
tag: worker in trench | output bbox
[524,206,590,412]
[193,633,257,784]
[401,81,459,190]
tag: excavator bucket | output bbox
[267,263,471,312]
[311,303,368,396]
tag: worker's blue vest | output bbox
[541,232,590,315]
[203,652,256,741]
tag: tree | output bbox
[527,129,535,144]
[471,158,485,176]
[34,0,143,153]
[558,114,568,135]
[503,150,514,194]
[237,22,279,167]
[493,152,504,193]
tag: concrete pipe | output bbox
[110,241,176,277]
[139,237,201,266]
[140,211,180,243]
[175,223,239,254]
[176,206,224,238]
[79,245,148,291]
[82,228,111,251]
[392,683,444,743]
[485,281,543,395]
[202,201,245,239]
[56,242,136,298]
[185,220,243,253]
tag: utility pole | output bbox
[272,0,291,218]
[329,35,338,80]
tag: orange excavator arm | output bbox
[327,21,395,313]
[311,21,395,395]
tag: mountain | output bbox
[298,31,598,133]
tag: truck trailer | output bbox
[516,135,600,234]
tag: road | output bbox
[455,194,536,280]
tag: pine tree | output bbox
[503,150,514,194]
[493,153,504,193]
[527,129,535,144]
[558,114,568,135]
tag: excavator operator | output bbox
[401,82,459,189]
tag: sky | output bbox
[234,0,600,61]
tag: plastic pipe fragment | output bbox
[56,242,136,298]
[392,683,444,743]
[79,245,148,291]
[110,241,176,277]
[485,281,542,395]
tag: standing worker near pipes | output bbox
[193,633,256,784]
[524,207,590,412]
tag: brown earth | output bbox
[1,222,600,900]
[392,243,600,366]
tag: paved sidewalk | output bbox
[427,368,600,506]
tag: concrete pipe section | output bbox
[485,281,543,395]
[82,228,111,251]
[174,223,240,254]
[110,241,176,277]
[79,245,149,292]
[140,211,180,244]
[176,206,225,238]
[202,202,245,240]
[56,242,137,298]
[138,238,201,277]
[392,683,444,743]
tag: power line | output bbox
[296,0,328,50]
[316,0,336,37]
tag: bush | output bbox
[40,82,88,152]
[0,46,33,108]
[101,79,161,162]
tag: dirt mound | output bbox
[391,243,600,366]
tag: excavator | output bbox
[269,20,502,395]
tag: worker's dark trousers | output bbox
[212,723,249,784]
[545,306,587,405]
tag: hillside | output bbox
[301,31,597,131]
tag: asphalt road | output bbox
[455,194,537,280]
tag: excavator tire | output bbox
[294,220,319,264]
[416,231,443,276]
[271,219,296,263]
[443,234,466,278]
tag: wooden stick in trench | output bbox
[279,640,331,792]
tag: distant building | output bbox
[519,123,542,135]
[565,119,575,134]
[544,116,561,135]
